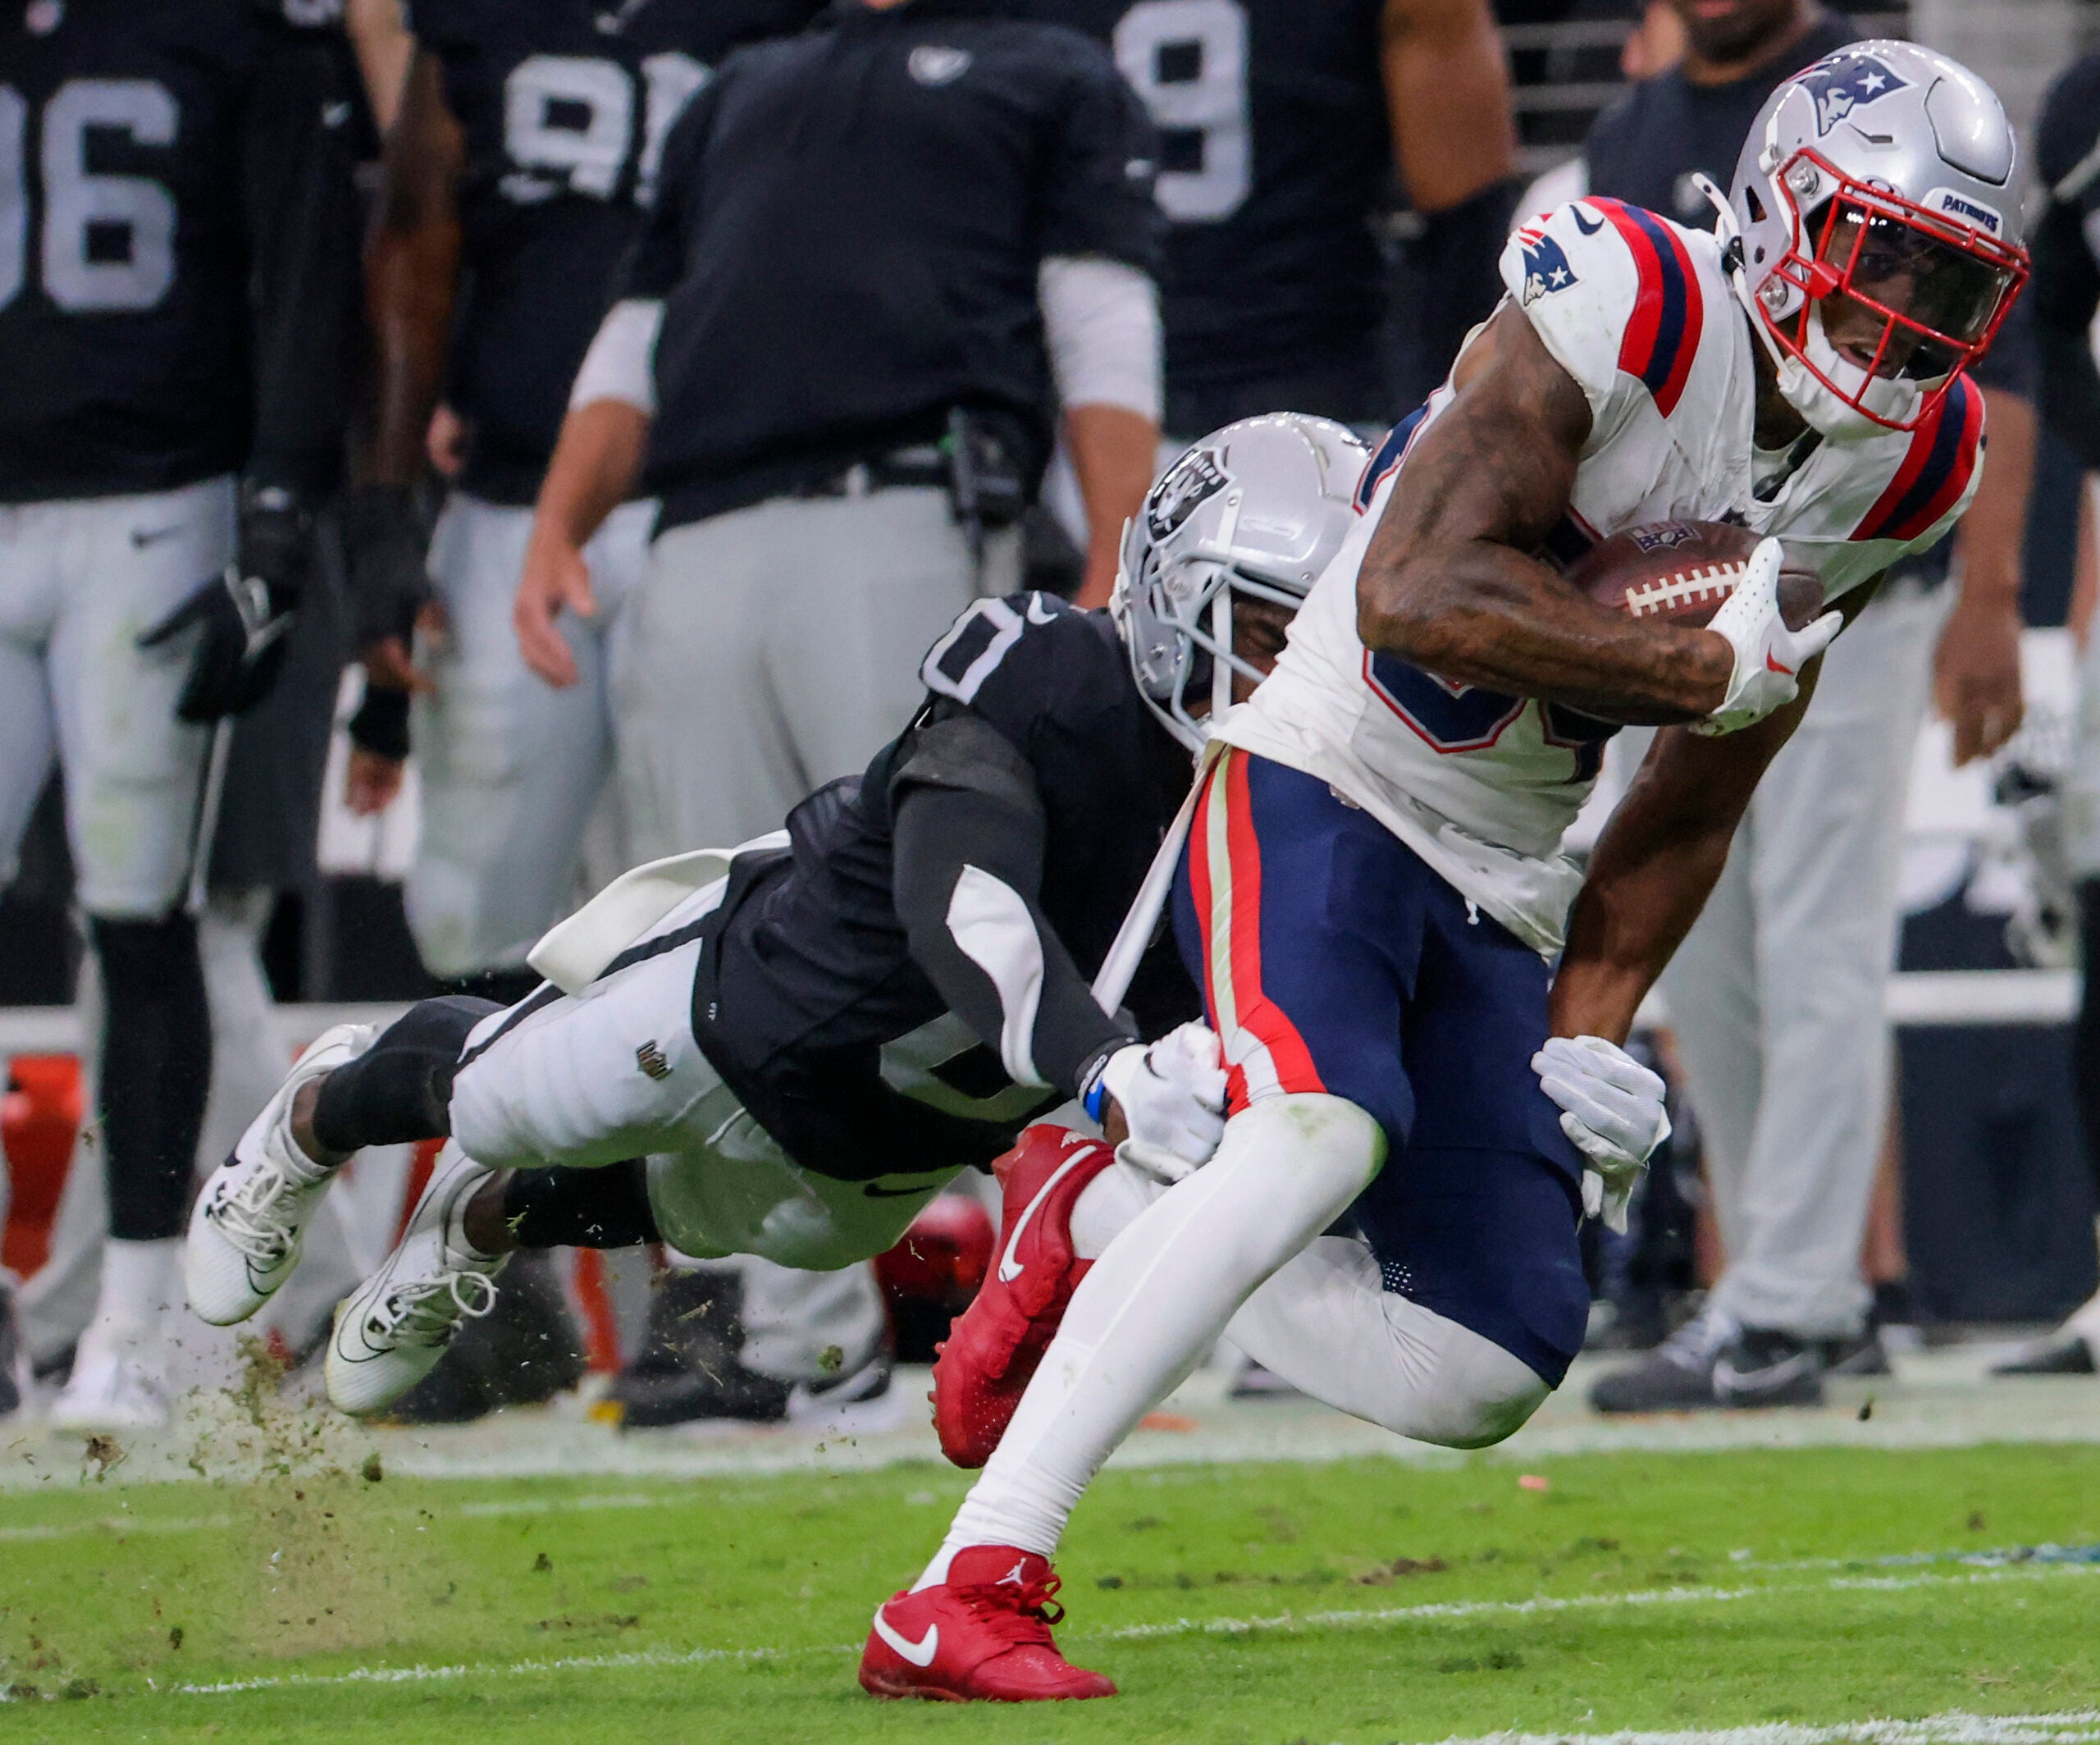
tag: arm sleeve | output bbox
[569,299,664,413]
[242,18,369,499]
[890,711,1134,1099]
[1037,255,1162,420]
[1037,43,1166,272]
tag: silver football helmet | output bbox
[1717,40,2029,437]
[1114,413,1368,754]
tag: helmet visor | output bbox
[1808,190,2022,381]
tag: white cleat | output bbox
[185,1022,377,1327]
[49,1332,169,1432]
[325,1144,505,1418]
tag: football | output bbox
[1564,518,1825,630]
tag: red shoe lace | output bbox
[953,1570,1066,1647]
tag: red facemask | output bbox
[1755,148,2029,432]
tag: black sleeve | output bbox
[1036,37,1166,272]
[2032,55,2100,472]
[241,16,368,500]
[621,77,724,300]
[890,712,1134,1101]
[1406,175,1523,393]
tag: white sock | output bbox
[87,1237,179,1342]
[915,1096,1381,1588]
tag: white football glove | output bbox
[1691,537,1842,738]
[1532,1035,1671,1235]
[1094,1021,1229,1182]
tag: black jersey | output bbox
[2030,52,2100,472]
[1020,0,1390,425]
[0,0,364,503]
[408,0,822,505]
[691,593,1198,1183]
[625,0,1161,529]
[1583,15,1852,231]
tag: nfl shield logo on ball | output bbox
[910,46,972,86]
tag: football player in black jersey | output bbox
[335,0,832,1425]
[180,414,1367,1418]
[0,0,363,1430]
[1019,0,1518,435]
[340,0,821,994]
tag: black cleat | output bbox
[604,1268,893,1429]
[1824,1326,1892,1377]
[1588,1310,1735,1413]
[1713,1327,1825,1408]
[1991,1332,2098,1376]
[0,1286,22,1420]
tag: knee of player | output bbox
[1406,1339,1552,1451]
[1226,1094,1387,1203]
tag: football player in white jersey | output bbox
[865,43,2028,1702]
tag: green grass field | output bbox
[2,1441,2097,1742]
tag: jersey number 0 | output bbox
[0,80,178,314]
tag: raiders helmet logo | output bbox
[1146,449,1230,541]
[909,46,973,86]
[1801,53,1910,135]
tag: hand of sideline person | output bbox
[1933,590,2023,767]
[515,526,594,689]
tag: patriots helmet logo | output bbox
[1801,53,1910,135]
[1518,229,1577,305]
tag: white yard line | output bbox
[133,1559,2100,1702]
[1411,1713,2100,1745]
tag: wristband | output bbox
[349,683,412,761]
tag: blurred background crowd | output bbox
[4,0,2100,1434]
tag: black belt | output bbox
[787,445,948,500]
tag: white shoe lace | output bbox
[210,1151,324,1264]
[368,1268,500,1350]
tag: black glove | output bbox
[137,486,308,724]
[340,482,433,656]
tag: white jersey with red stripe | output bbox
[1216,197,1984,955]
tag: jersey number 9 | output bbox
[502,52,707,208]
[0,79,178,315]
[1112,0,1250,224]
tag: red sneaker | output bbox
[932,1124,1116,1468]
[859,1546,1115,1702]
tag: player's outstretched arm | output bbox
[1547,698,1815,1046]
[1357,304,1735,724]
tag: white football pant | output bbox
[405,493,653,980]
[0,477,231,916]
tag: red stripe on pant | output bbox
[1200,751,1326,1112]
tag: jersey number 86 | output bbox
[0,80,177,315]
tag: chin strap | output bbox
[1696,171,1795,381]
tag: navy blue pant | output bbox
[1173,749,1589,1386]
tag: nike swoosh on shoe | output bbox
[872,1608,938,1667]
